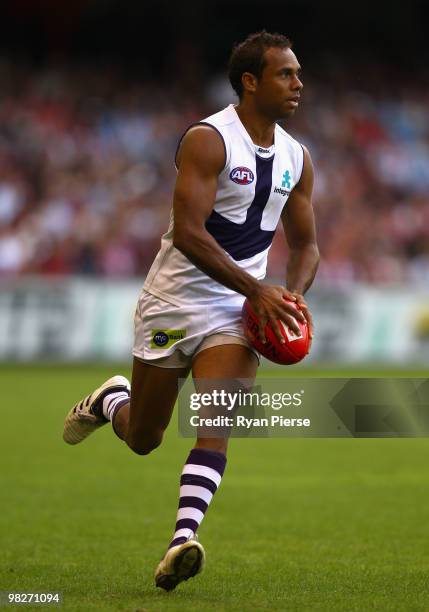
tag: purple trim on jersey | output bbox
[297,143,305,184]
[174,122,227,171]
[205,154,275,261]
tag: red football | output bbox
[241,298,310,365]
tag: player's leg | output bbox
[155,342,258,591]
[170,343,258,543]
[64,289,202,450]
[112,358,189,455]
[63,358,189,453]
[193,341,259,453]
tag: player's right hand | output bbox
[247,284,306,345]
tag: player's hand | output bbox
[291,292,314,353]
[248,284,306,345]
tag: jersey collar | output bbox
[229,104,276,157]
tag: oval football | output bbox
[241,298,309,365]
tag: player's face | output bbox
[255,47,303,119]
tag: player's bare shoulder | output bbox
[176,125,226,174]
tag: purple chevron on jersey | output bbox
[206,154,275,261]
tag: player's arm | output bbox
[173,126,305,342]
[281,145,320,341]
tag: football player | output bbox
[63,31,319,590]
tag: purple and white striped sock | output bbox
[102,391,129,422]
[169,448,227,549]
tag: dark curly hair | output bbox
[228,30,292,98]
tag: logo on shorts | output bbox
[152,331,169,347]
[229,167,254,185]
[151,329,186,349]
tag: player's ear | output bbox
[241,72,258,95]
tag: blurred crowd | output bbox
[0,59,428,285]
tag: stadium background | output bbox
[1,0,428,363]
[1,2,429,611]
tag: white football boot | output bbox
[155,535,205,591]
[63,375,130,445]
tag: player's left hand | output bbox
[290,292,313,353]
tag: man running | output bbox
[63,31,319,591]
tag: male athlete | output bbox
[63,31,319,590]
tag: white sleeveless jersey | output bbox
[143,104,304,306]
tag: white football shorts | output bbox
[133,290,259,368]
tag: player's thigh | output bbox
[129,356,190,438]
[192,343,258,379]
[192,343,258,453]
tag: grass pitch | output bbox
[2,364,429,611]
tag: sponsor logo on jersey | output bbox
[274,186,290,196]
[257,147,271,154]
[229,167,254,185]
[282,170,292,189]
[151,329,186,349]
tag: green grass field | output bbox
[2,364,429,611]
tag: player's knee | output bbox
[126,431,163,456]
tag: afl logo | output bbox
[229,167,254,185]
[153,331,169,347]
